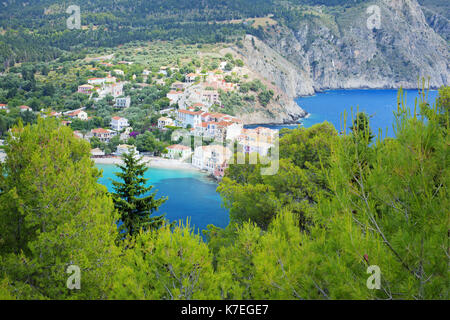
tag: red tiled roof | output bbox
[92,128,111,134]
[69,110,83,116]
[216,121,234,127]
[178,109,203,116]
[167,144,191,150]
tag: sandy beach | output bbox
[93,156,201,172]
[0,152,203,173]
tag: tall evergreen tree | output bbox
[350,112,374,143]
[111,149,167,237]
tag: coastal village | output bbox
[0,49,278,180]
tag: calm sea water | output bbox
[96,164,229,233]
[247,89,439,137]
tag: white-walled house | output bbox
[225,122,244,141]
[193,122,208,136]
[110,116,129,131]
[176,109,203,128]
[192,145,233,173]
[185,73,198,83]
[113,69,125,76]
[90,128,115,143]
[166,90,183,105]
[114,96,131,108]
[78,84,94,94]
[90,148,105,157]
[67,109,88,121]
[158,117,175,129]
[110,82,123,98]
[116,144,139,157]
[19,105,33,112]
[88,78,106,86]
[165,144,192,160]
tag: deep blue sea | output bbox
[96,164,229,233]
[98,89,440,231]
[247,89,439,137]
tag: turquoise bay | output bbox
[96,164,230,233]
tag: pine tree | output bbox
[350,112,374,143]
[111,148,167,237]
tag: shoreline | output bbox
[93,156,202,172]
[93,156,219,183]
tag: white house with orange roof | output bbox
[164,144,192,160]
[88,78,106,86]
[176,109,203,128]
[90,128,115,142]
[193,122,208,137]
[78,84,94,94]
[19,105,33,112]
[185,73,198,83]
[224,121,244,141]
[67,109,88,121]
[110,116,129,131]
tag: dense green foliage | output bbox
[0,118,121,299]
[0,87,448,299]
[0,0,374,68]
[111,150,167,237]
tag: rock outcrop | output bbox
[236,0,449,99]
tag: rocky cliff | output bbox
[232,0,449,101]
[421,6,450,41]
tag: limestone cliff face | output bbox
[223,39,308,125]
[232,35,315,97]
[237,0,449,98]
[420,6,450,41]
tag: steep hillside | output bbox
[243,0,449,97]
[418,0,450,41]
